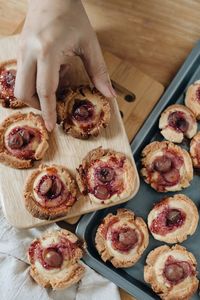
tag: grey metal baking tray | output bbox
[76,40,200,300]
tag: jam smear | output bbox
[168,111,189,133]
[150,207,186,236]
[110,227,138,252]
[0,69,16,103]
[72,99,94,122]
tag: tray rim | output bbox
[76,40,200,299]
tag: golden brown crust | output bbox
[0,112,49,168]
[148,194,199,244]
[144,245,199,300]
[76,147,136,204]
[141,141,193,192]
[190,131,200,168]
[95,208,149,268]
[185,80,200,120]
[28,229,85,290]
[0,59,26,109]
[24,164,77,220]
[159,104,197,143]
[56,86,111,139]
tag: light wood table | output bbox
[1,1,200,299]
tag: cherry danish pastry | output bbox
[0,112,49,168]
[144,245,199,300]
[28,229,85,289]
[76,147,136,204]
[24,164,77,220]
[56,86,110,139]
[0,60,25,108]
[141,141,193,192]
[185,80,200,120]
[95,209,149,268]
[159,104,197,143]
[148,194,198,244]
[190,131,200,168]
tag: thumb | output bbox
[80,37,116,98]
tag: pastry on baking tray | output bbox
[28,229,85,289]
[148,194,198,244]
[0,112,49,168]
[56,86,110,139]
[76,147,136,204]
[190,131,200,168]
[0,60,25,108]
[185,80,200,120]
[24,164,77,220]
[141,141,193,192]
[159,104,197,143]
[144,245,199,300]
[95,208,149,268]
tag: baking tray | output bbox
[76,40,200,300]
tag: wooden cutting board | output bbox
[0,35,164,229]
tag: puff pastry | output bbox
[144,245,198,300]
[56,86,110,139]
[185,80,200,120]
[141,141,193,192]
[0,60,25,108]
[0,112,49,168]
[95,208,149,268]
[190,131,200,168]
[24,164,77,220]
[76,147,136,204]
[148,194,198,244]
[159,104,197,143]
[28,229,85,289]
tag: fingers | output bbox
[36,56,59,132]
[14,56,40,110]
[80,35,116,98]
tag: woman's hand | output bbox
[14,0,116,131]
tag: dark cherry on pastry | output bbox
[159,104,197,143]
[185,80,200,120]
[76,147,136,204]
[28,229,85,289]
[141,141,193,192]
[0,112,49,168]
[95,209,149,268]
[24,164,77,220]
[56,86,111,139]
[190,131,200,168]
[144,245,199,300]
[0,60,25,108]
[148,194,199,244]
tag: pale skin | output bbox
[14,0,116,131]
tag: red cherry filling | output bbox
[150,207,185,236]
[163,256,194,285]
[38,175,63,199]
[96,167,115,183]
[43,248,63,268]
[154,156,172,173]
[72,99,94,122]
[196,86,200,102]
[110,227,138,252]
[168,111,189,133]
[0,69,16,89]
[94,185,110,200]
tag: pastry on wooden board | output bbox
[24,164,77,220]
[76,147,136,204]
[141,141,193,192]
[95,208,149,268]
[56,86,111,139]
[185,80,200,120]
[0,59,25,108]
[159,104,197,143]
[190,131,200,168]
[144,245,199,300]
[28,229,85,289]
[148,194,199,244]
[0,112,49,168]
